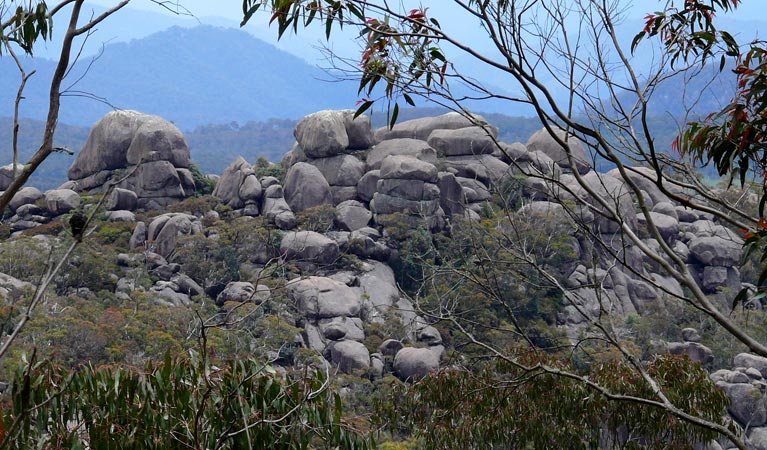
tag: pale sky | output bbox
[81,0,766,65]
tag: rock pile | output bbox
[67,110,195,209]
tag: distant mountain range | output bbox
[0,25,363,130]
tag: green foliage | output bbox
[377,354,728,450]
[254,155,286,181]
[218,215,282,265]
[628,295,767,371]
[1,1,52,56]
[54,247,118,295]
[632,0,740,67]
[174,233,240,297]
[189,164,216,196]
[0,236,49,281]
[168,194,221,217]
[1,350,373,450]
[93,221,134,247]
[381,213,436,293]
[295,203,337,233]
[19,219,65,237]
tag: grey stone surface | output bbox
[371,193,440,216]
[69,110,193,205]
[328,340,370,373]
[129,221,147,249]
[681,327,701,343]
[366,138,437,170]
[717,381,767,427]
[393,347,440,381]
[375,112,497,142]
[294,110,349,158]
[427,127,496,156]
[575,171,637,233]
[44,189,80,215]
[335,200,372,231]
[10,187,43,212]
[689,236,743,267]
[216,281,270,305]
[357,170,381,203]
[147,213,201,259]
[666,341,714,365]
[735,353,767,379]
[319,317,365,342]
[438,172,466,216]
[107,188,138,211]
[378,155,438,183]
[342,109,374,150]
[283,162,333,212]
[526,127,590,174]
[262,185,297,230]
[280,231,340,265]
[309,154,366,187]
[379,339,404,357]
[288,276,361,319]
[442,154,509,185]
[106,210,136,222]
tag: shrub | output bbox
[254,155,286,181]
[296,203,337,233]
[190,164,216,196]
[1,351,373,450]
[168,194,221,216]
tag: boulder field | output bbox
[1,109,760,438]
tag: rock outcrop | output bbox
[67,110,195,209]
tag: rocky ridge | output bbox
[0,109,760,445]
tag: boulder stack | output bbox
[67,110,195,209]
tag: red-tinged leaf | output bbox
[269,10,281,25]
[439,62,448,85]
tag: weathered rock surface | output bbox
[393,347,440,381]
[216,281,270,305]
[327,340,370,373]
[427,127,496,157]
[287,276,361,319]
[375,112,498,142]
[68,110,194,208]
[213,157,262,210]
[107,188,138,211]
[44,189,80,215]
[283,162,333,212]
[526,127,590,175]
[294,110,350,158]
[335,200,372,231]
[280,231,340,265]
[262,184,297,230]
[147,213,202,259]
[367,138,437,170]
[10,187,43,212]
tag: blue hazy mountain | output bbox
[0,25,362,130]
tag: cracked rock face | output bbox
[67,110,194,209]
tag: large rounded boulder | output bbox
[526,127,590,175]
[393,347,440,381]
[280,231,340,265]
[68,110,194,208]
[283,163,333,212]
[287,276,361,319]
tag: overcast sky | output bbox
[111,0,767,22]
[79,0,765,65]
